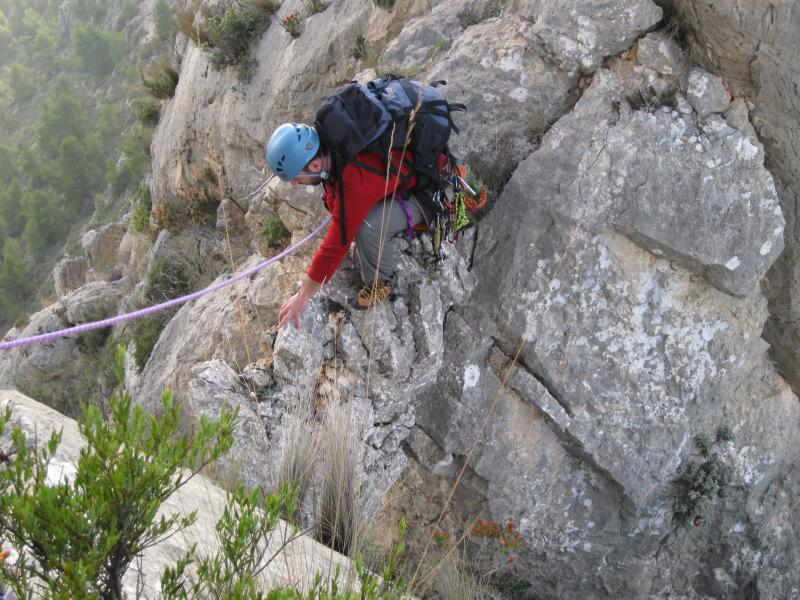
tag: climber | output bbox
[268,122,433,328]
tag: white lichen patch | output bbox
[688,71,709,97]
[725,256,741,270]
[463,364,481,391]
[735,137,759,160]
[510,87,528,102]
[760,241,772,256]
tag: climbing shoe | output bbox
[351,280,394,310]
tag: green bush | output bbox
[131,257,192,370]
[207,1,270,82]
[131,315,164,371]
[0,346,236,599]
[134,97,162,126]
[261,217,290,249]
[676,431,733,527]
[131,185,153,233]
[372,0,395,8]
[154,0,176,42]
[140,61,179,99]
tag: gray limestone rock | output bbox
[188,359,270,491]
[524,0,663,74]
[426,16,576,163]
[468,97,800,594]
[59,280,125,325]
[81,224,126,280]
[53,256,88,297]
[0,307,81,402]
[117,230,152,286]
[686,67,732,117]
[515,70,782,297]
[636,31,685,77]
[382,0,497,70]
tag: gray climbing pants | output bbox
[355,195,431,284]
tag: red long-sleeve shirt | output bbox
[307,150,418,284]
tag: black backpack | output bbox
[314,74,467,245]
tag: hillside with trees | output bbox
[0,0,176,330]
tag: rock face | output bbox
[8,0,800,597]
[659,0,800,395]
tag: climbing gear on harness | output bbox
[267,123,320,182]
[394,193,417,240]
[351,280,394,310]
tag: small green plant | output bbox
[134,97,161,126]
[131,186,153,234]
[676,430,733,527]
[140,62,179,99]
[717,425,735,442]
[0,346,236,599]
[458,7,481,28]
[429,37,452,60]
[161,483,301,597]
[304,0,328,14]
[352,32,367,60]
[372,0,395,9]
[695,432,713,456]
[629,84,679,112]
[281,12,301,37]
[261,217,290,249]
[246,0,282,14]
[207,1,270,82]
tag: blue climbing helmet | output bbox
[266,123,320,181]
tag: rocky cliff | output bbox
[1,0,799,597]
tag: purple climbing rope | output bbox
[0,217,331,351]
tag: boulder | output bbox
[459,68,800,596]
[426,16,576,164]
[686,67,732,117]
[59,280,125,325]
[81,224,126,280]
[510,70,783,297]
[53,256,88,297]
[636,31,685,77]
[523,0,663,74]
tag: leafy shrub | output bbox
[130,186,153,233]
[134,97,161,126]
[304,0,328,15]
[458,7,481,28]
[206,1,270,82]
[131,315,164,371]
[280,12,301,37]
[0,347,236,599]
[140,61,179,99]
[261,217,290,249]
[154,0,176,41]
[175,5,209,46]
[676,431,733,527]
